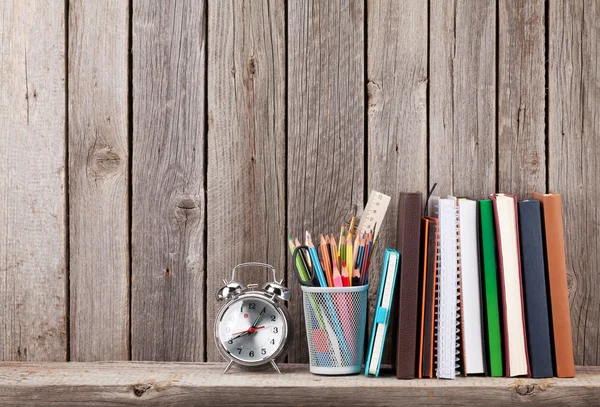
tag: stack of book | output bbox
[365,191,575,379]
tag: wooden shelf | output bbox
[0,362,598,406]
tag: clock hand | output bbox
[229,331,251,342]
[232,326,265,335]
[251,307,266,328]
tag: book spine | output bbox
[435,199,461,379]
[455,204,462,376]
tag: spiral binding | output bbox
[433,208,441,377]
[434,197,462,379]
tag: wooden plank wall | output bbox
[68,0,129,362]
[0,0,599,366]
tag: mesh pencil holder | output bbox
[301,285,368,375]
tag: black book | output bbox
[518,200,554,378]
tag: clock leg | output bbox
[270,360,282,374]
[223,360,234,374]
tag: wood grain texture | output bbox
[68,0,129,361]
[367,0,428,363]
[549,0,600,366]
[206,0,286,362]
[0,0,67,361]
[429,0,496,198]
[0,362,599,406]
[132,0,206,361]
[287,0,365,363]
[498,0,546,198]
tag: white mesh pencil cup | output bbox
[301,285,368,375]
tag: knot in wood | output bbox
[173,196,200,225]
[132,382,152,397]
[514,382,549,396]
[88,146,123,180]
[248,57,256,75]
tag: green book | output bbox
[478,200,503,377]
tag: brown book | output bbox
[418,216,438,378]
[531,191,575,378]
[393,192,422,379]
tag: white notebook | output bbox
[493,193,529,377]
[431,196,461,379]
[458,199,485,374]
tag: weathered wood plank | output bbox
[287,0,365,363]
[367,0,428,363]
[0,0,67,361]
[206,0,286,362]
[429,0,496,198]
[132,0,206,361]
[498,0,546,197]
[0,362,599,406]
[549,0,600,366]
[68,0,129,361]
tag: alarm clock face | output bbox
[217,295,288,364]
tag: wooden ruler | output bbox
[357,190,391,241]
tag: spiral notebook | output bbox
[430,196,462,379]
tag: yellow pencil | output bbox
[337,225,344,267]
[346,230,353,286]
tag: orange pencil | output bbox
[320,234,334,287]
[330,236,343,287]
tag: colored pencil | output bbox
[340,235,349,286]
[337,226,344,268]
[320,234,334,287]
[346,231,353,286]
[306,231,328,287]
[329,236,343,287]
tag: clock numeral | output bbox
[261,348,266,355]
[272,327,278,334]
[270,315,276,322]
[249,351,254,357]
[237,348,242,355]
[270,339,275,345]
[249,303,256,309]
[225,327,231,333]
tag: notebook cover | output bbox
[532,192,575,378]
[394,192,422,379]
[458,199,485,375]
[365,248,400,377]
[518,200,554,378]
[478,200,503,377]
[418,218,437,378]
[492,194,530,377]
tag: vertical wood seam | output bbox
[64,0,71,362]
[427,0,431,194]
[202,0,209,363]
[363,0,369,204]
[544,0,550,192]
[495,0,500,193]
[284,0,289,362]
[127,0,134,362]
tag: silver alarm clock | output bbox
[215,262,292,374]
